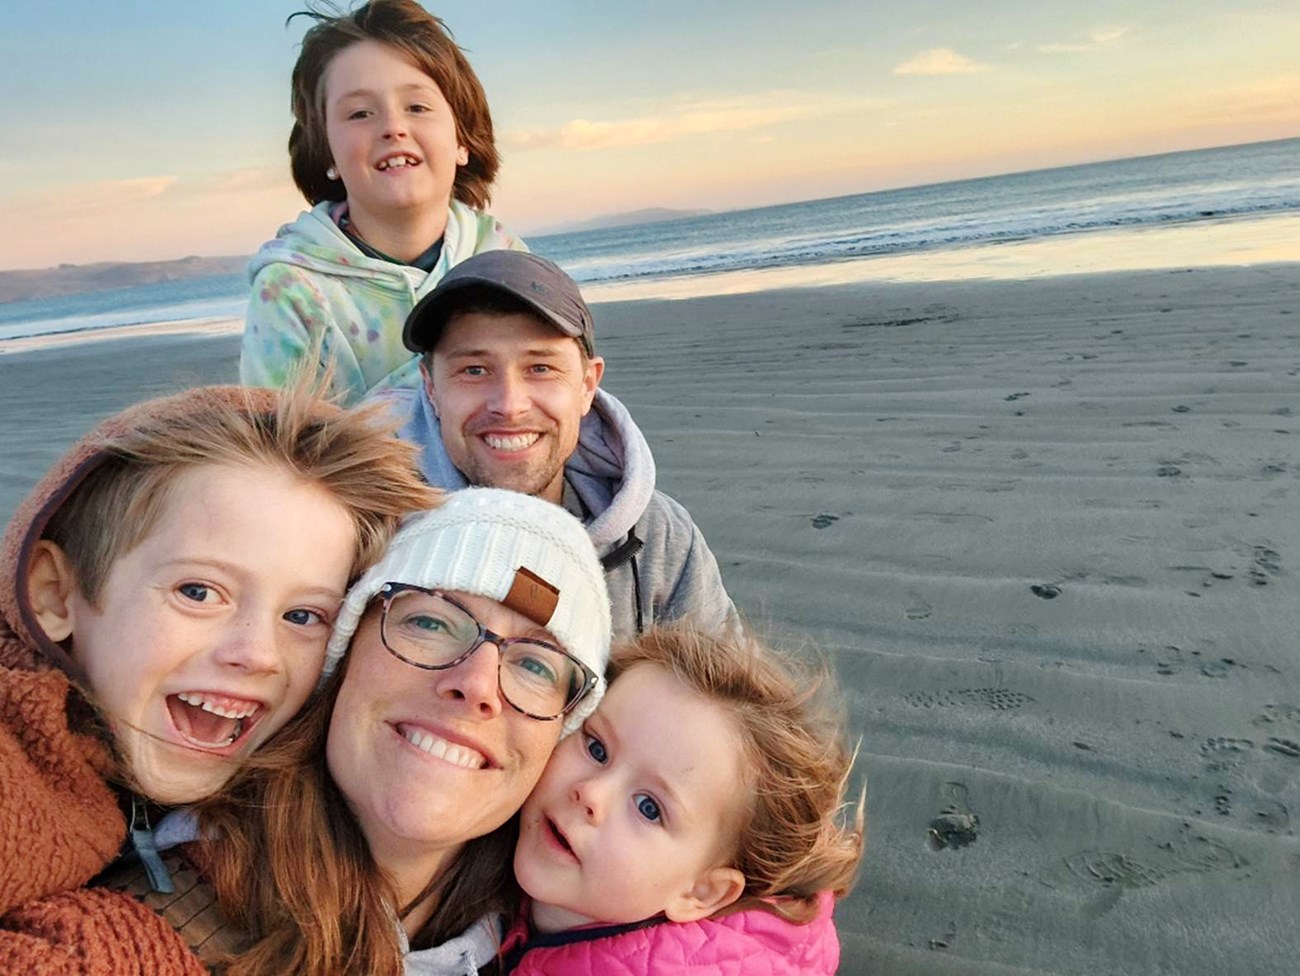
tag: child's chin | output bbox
[124,735,240,804]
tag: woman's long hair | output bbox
[198,656,520,976]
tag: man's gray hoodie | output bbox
[370,386,736,638]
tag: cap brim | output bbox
[403,275,585,353]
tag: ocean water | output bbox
[3,137,1297,343]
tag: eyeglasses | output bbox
[377,583,597,721]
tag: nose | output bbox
[379,105,408,141]
[487,370,531,419]
[213,611,282,675]
[571,775,607,824]
[433,639,504,719]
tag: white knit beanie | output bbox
[324,487,612,734]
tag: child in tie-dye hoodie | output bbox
[241,0,525,404]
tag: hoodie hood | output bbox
[375,386,657,550]
[247,202,422,291]
[240,200,526,405]
[0,386,289,679]
[246,199,516,294]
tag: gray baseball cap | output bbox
[403,250,595,357]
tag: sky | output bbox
[1,0,1297,270]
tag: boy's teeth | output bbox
[400,726,486,769]
[484,432,539,452]
[176,692,258,720]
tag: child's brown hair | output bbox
[287,0,499,209]
[607,626,865,923]
[43,381,439,606]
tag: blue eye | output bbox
[511,652,559,687]
[408,613,450,633]
[178,583,211,603]
[635,794,662,823]
[284,608,325,627]
[584,732,607,764]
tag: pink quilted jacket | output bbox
[502,892,840,975]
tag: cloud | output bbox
[1037,27,1130,54]
[502,91,882,153]
[3,175,178,220]
[893,48,990,76]
[208,165,290,194]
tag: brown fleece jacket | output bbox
[0,388,287,975]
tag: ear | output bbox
[26,540,79,642]
[419,357,440,418]
[456,145,469,166]
[579,356,604,416]
[663,866,745,924]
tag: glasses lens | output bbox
[499,640,588,718]
[383,590,479,666]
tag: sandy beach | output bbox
[2,263,1298,974]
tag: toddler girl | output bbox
[241,0,525,403]
[507,626,864,975]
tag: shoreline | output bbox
[0,316,243,356]
[4,256,1299,360]
[3,210,1297,355]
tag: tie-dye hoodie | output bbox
[240,199,525,405]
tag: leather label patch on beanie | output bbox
[503,567,559,626]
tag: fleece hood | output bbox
[240,200,525,404]
[0,387,289,679]
[247,202,424,292]
[376,386,657,550]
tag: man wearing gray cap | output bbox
[368,249,736,638]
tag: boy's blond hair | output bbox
[43,382,439,605]
[608,626,865,923]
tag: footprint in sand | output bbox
[903,688,1034,711]
[905,594,932,620]
[929,782,980,851]
[1248,545,1281,586]
[1199,737,1254,770]
[1262,737,1300,760]
[1254,799,1290,831]
[1252,704,1300,735]
[1063,834,1244,890]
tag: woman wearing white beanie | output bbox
[198,487,612,976]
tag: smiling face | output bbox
[323,39,466,236]
[515,663,749,932]
[57,463,356,804]
[325,590,564,888]
[426,311,603,504]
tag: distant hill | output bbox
[534,207,713,236]
[0,255,249,303]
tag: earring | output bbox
[326,166,339,180]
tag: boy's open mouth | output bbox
[166,692,262,750]
[546,816,576,859]
[376,154,421,171]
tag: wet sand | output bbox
[3,264,1299,974]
